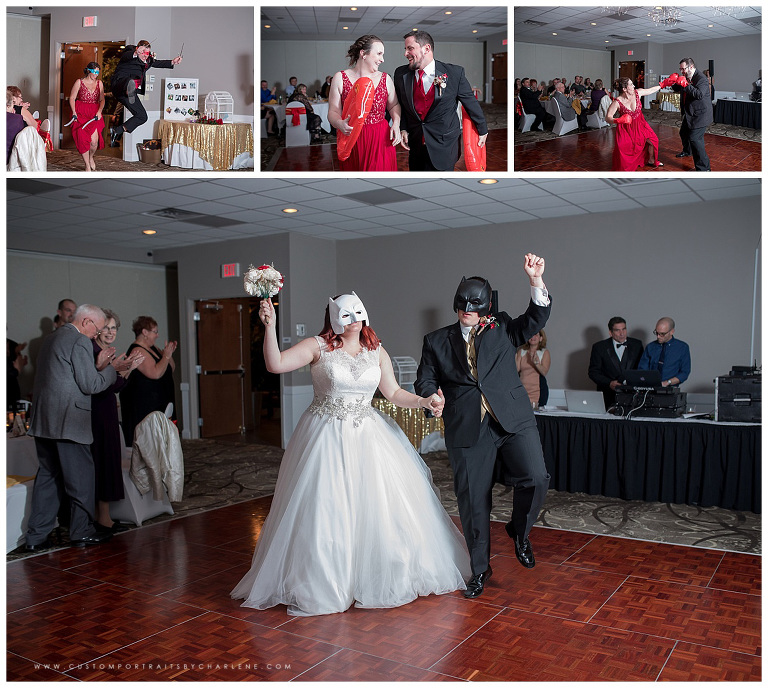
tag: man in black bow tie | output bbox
[416,255,551,599]
[588,316,644,408]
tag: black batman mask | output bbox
[453,277,492,316]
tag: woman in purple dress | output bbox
[91,309,144,530]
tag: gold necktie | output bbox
[467,328,496,421]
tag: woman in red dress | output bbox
[68,62,106,171]
[328,35,401,171]
[606,76,663,171]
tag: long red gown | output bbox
[339,71,396,172]
[612,90,659,171]
[71,80,106,154]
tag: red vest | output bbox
[413,70,435,120]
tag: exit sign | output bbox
[221,263,240,278]
[627,50,634,56]
[82,16,97,27]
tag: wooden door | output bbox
[61,43,98,149]
[491,52,507,104]
[196,299,254,437]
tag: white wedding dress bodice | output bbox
[232,337,470,616]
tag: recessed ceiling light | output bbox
[472,29,478,33]
[142,229,157,235]
[282,208,298,214]
[708,24,714,27]
[445,11,452,15]
[479,179,498,185]
[342,26,349,29]
[264,24,271,29]
[552,32,558,36]
[68,194,88,199]
[647,33,652,36]
[350,7,357,10]
[605,40,610,43]
[590,22,597,26]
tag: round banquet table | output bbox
[157,120,254,170]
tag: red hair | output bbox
[318,303,381,351]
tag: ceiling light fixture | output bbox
[445,11,452,15]
[711,6,746,18]
[264,24,271,28]
[282,208,299,214]
[648,6,682,27]
[478,179,498,184]
[142,230,157,235]
[601,7,630,16]
[472,29,478,33]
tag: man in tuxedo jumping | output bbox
[394,31,488,171]
[415,255,551,598]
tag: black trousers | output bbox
[679,119,710,171]
[113,79,148,134]
[407,134,458,172]
[447,416,550,574]
[27,438,97,544]
[531,108,555,130]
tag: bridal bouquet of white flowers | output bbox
[244,263,284,324]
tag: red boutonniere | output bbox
[479,315,497,331]
[433,73,448,95]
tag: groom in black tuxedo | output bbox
[416,255,551,598]
[588,316,644,408]
[394,31,488,171]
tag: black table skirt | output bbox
[535,415,760,513]
[713,99,761,129]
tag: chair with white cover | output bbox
[598,94,613,122]
[7,125,47,171]
[39,118,50,134]
[586,107,608,129]
[285,101,311,147]
[517,96,536,132]
[260,118,268,138]
[551,97,578,136]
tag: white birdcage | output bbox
[204,91,234,121]
[391,357,418,392]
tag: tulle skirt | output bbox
[231,408,470,616]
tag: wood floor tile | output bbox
[6,559,102,612]
[658,642,762,681]
[489,522,597,565]
[296,648,458,681]
[65,537,246,595]
[6,583,204,667]
[590,578,761,655]
[430,608,675,681]
[562,535,724,586]
[7,652,72,681]
[709,552,762,595]
[478,553,627,621]
[63,612,342,681]
[281,592,501,669]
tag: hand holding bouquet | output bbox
[244,263,284,324]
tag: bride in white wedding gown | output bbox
[231,293,470,616]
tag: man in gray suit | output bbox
[552,82,587,130]
[25,304,134,549]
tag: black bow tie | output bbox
[615,342,626,348]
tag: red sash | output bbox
[289,107,306,126]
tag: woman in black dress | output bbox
[91,309,144,529]
[119,315,177,446]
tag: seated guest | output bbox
[639,317,690,387]
[287,83,323,144]
[516,330,551,408]
[6,86,38,164]
[552,82,587,130]
[514,77,522,98]
[588,79,609,111]
[260,79,277,135]
[588,316,643,408]
[584,77,592,90]
[320,75,333,99]
[285,76,298,97]
[7,86,45,170]
[571,75,586,95]
[519,77,554,131]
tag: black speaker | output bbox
[490,289,499,315]
[709,59,715,77]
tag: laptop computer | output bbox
[620,370,663,388]
[565,390,606,414]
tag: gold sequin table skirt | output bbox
[157,121,254,170]
[371,397,444,450]
[657,92,681,112]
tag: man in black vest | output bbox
[673,57,713,171]
[416,255,551,599]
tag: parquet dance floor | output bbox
[269,129,507,172]
[514,123,760,172]
[7,496,761,681]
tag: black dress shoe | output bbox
[505,522,536,568]
[109,127,123,147]
[110,521,131,533]
[675,151,691,158]
[24,539,53,552]
[70,531,113,547]
[463,566,492,598]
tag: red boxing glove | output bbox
[616,114,632,125]
[677,75,688,88]
[659,73,679,88]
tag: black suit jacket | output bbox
[416,300,551,448]
[672,69,713,129]
[394,60,487,171]
[588,336,643,397]
[519,86,546,116]
[113,48,175,95]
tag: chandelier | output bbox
[648,6,682,27]
[601,6,631,15]
[711,6,747,17]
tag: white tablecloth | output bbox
[270,102,331,132]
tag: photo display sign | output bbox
[163,77,199,121]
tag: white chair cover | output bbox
[7,125,47,171]
[285,101,311,147]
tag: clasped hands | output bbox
[421,388,445,418]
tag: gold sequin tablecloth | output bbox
[157,121,254,170]
[656,92,680,111]
[371,398,444,450]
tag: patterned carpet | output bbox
[514,108,761,144]
[8,437,760,561]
